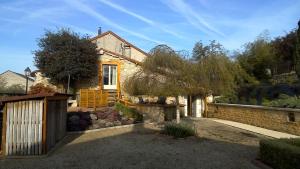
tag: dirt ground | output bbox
[0,119,267,169]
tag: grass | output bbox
[162,122,196,138]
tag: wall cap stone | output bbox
[209,103,300,113]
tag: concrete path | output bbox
[210,119,299,139]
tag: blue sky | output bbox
[0,0,300,74]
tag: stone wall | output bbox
[207,103,300,136]
[135,104,178,123]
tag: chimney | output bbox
[98,27,102,35]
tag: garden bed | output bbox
[67,105,143,132]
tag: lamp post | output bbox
[24,67,31,94]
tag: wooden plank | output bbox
[20,101,25,155]
[23,101,28,155]
[35,100,39,155]
[28,100,32,155]
[42,98,47,154]
[12,102,17,155]
[7,103,13,155]
[38,100,43,155]
[2,103,7,155]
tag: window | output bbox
[102,64,117,89]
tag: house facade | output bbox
[0,70,34,92]
[77,30,148,99]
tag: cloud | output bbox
[163,0,225,37]
[64,0,164,44]
[98,0,184,39]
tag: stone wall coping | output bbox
[209,103,300,113]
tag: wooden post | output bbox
[1,104,7,155]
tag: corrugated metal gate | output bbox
[5,100,43,156]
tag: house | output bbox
[0,70,34,92]
[76,29,148,100]
[78,29,208,118]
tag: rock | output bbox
[89,113,98,120]
[69,115,80,125]
[105,122,114,127]
[113,121,122,126]
[121,117,128,121]
[82,113,91,121]
[90,123,100,129]
[79,119,88,130]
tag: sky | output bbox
[0,0,300,74]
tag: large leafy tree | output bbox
[34,28,98,91]
[124,44,237,122]
[237,32,275,81]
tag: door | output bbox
[102,64,117,90]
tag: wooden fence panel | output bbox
[79,89,108,108]
[5,100,43,156]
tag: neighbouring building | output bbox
[0,70,34,92]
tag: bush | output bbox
[162,122,196,138]
[262,94,300,108]
[259,138,300,169]
[114,102,143,122]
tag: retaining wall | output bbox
[207,103,300,136]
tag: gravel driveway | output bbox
[0,119,267,169]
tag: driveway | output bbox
[0,119,267,169]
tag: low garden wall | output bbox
[207,103,300,136]
[135,104,177,123]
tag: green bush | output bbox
[115,102,143,122]
[162,122,196,138]
[259,138,300,169]
[262,94,300,108]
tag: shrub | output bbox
[114,102,143,122]
[259,138,300,169]
[162,122,196,138]
[262,94,300,108]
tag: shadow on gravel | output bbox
[0,122,262,169]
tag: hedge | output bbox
[259,138,300,169]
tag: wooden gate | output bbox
[79,89,108,108]
[5,100,43,156]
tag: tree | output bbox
[272,30,297,74]
[237,31,275,81]
[34,28,98,92]
[295,20,300,77]
[124,44,236,122]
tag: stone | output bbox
[105,122,114,127]
[79,119,88,130]
[89,113,98,120]
[113,121,122,126]
[69,115,80,125]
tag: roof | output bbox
[100,48,142,65]
[0,93,71,103]
[0,70,34,81]
[90,31,150,57]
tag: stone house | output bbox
[0,70,34,92]
[77,29,209,118]
[76,30,148,99]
